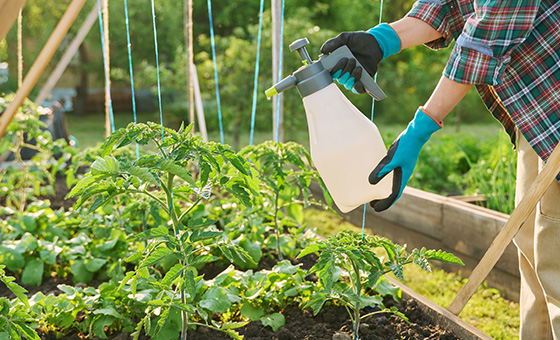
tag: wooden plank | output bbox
[373,187,444,239]
[35,3,99,104]
[0,0,27,41]
[448,139,560,315]
[0,0,88,140]
[387,276,494,340]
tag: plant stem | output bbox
[166,172,188,340]
[350,259,362,340]
[274,191,282,261]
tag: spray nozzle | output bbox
[265,37,387,100]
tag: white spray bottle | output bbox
[265,38,393,213]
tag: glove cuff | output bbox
[366,23,401,61]
[408,107,442,143]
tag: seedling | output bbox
[298,230,463,340]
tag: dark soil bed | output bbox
[187,299,458,340]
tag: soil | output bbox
[187,299,458,340]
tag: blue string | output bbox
[249,0,265,146]
[150,0,165,145]
[97,0,115,133]
[123,0,139,160]
[207,0,224,144]
[274,0,285,143]
[362,0,384,245]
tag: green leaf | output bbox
[130,166,160,185]
[94,307,123,319]
[21,259,44,286]
[375,278,402,302]
[159,159,195,186]
[161,263,183,287]
[423,249,464,265]
[67,174,105,198]
[199,287,238,313]
[84,258,107,272]
[91,156,120,176]
[240,303,264,321]
[189,230,222,243]
[297,243,320,258]
[134,226,169,240]
[141,246,171,268]
[171,301,194,312]
[358,294,383,309]
[4,281,29,308]
[71,260,94,283]
[92,315,115,339]
[389,262,404,282]
[13,322,40,340]
[0,246,25,271]
[304,293,328,316]
[97,237,119,252]
[260,313,285,332]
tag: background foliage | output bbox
[0,0,490,142]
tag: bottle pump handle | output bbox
[318,45,386,100]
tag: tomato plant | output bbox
[298,230,464,340]
[69,122,262,339]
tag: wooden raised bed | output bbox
[387,276,494,340]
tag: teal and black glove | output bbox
[369,108,442,212]
[320,23,401,93]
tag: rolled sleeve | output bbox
[407,0,453,50]
[445,0,540,85]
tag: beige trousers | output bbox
[514,133,560,340]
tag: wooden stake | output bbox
[448,141,560,315]
[271,0,284,142]
[191,63,207,141]
[0,0,27,41]
[184,0,195,133]
[35,4,99,105]
[102,0,111,137]
[0,0,88,140]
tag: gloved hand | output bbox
[369,107,442,212]
[320,23,401,93]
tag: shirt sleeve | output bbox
[445,0,540,85]
[407,0,454,50]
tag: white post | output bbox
[191,64,207,142]
[271,0,284,142]
[35,4,99,105]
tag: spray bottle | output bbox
[265,38,393,213]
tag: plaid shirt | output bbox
[407,0,560,167]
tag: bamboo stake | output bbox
[448,140,560,315]
[0,0,88,140]
[17,9,23,88]
[271,0,284,142]
[184,0,195,132]
[0,0,27,41]
[35,3,99,105]
[102,0,111,137]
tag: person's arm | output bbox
[389,17,443,50]
[423,76,472,122]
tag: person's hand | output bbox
[369,107,442,212]
[320,24,401,93]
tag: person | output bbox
[321,0,560,339]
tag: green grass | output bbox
[303,208,520,340]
